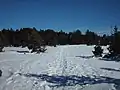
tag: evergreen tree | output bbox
[108,26,120,56]
[0,27,112,46]
[92,41,103,57]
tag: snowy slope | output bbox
[0,45,120,90]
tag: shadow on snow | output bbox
[18,73,120,89]
[17,51,29,53]
[76,55,94,59]
[101,67,120,72]
[99,58,120,62]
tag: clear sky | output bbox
[0,0,120,34]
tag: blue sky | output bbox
[0,0,120,34]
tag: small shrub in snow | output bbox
[31,46,47,53]
[0,70,2,77]
[27,44,34,50]
[92,45,103,57]
[54,44,56,47]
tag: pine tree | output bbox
[92,41,103,57]
[108,26,120,56]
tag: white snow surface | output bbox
[0,45,120,90]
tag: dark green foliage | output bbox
[103,26,120,61]
[28,44,34,50]
[108,26,120,56]
[70,30,82,44]
[85,30,99,45]
[101,34,109,46]
[31,46,47,53]
[92,45,103,57]
[0,27,113,47]
[0,46,4,52]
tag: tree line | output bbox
[0,27,111,47]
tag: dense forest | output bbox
[0,27,111,47]
[1,26,120,59]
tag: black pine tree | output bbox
[106,26,120,60]
[92,42,103,57]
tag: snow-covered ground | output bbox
[0,45,120,90]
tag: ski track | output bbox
[0,55,40,90]
[0,45,119,90]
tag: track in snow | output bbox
[0,45,120,90]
